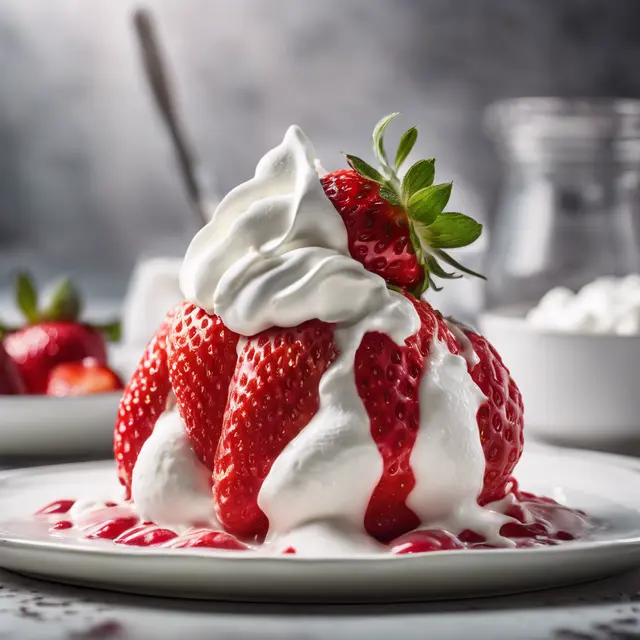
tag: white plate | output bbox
[0,393,121,457]
[1,446,640,602]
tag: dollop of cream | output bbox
[131,410,217,530]
[527,275,640,335]
[407,337,513,547]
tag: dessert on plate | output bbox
[0,274,123,397]
[36,114,588,555]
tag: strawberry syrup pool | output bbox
[34,482,591,557]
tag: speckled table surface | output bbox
[3,457,640,640]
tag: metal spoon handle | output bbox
[133,8,209,226]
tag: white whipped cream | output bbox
[527,275,640,335]
[131,124,516,551]
[131,410,217,530]
[407,337,513,547]
[180,124,419,537]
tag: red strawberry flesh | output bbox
[321,170,422,289]
[213,320,337,541]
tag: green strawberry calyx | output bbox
[343,112,486,295]
[0,272,121,341]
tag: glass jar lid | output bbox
[485,98,640,163]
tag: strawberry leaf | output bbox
[372,112,399,168]
[435,249,486,280]
[344,154,385,184]
[407,183,452,225]
[394,127,418,171]
[15,272,39,324]
[43,277,82,322]
[401,159,435,203]
[426,255,462,280]
[93,319,122,342]
[425,213,483,249]
[379,185,401,206]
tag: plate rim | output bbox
[2,445,640,564]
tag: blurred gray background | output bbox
[0,0,639,301]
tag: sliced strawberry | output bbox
[166,302,239,471]
[46,359,123,397]
[359,296,459,542]
[213,320,338,541]
[461,329,525,505]
[0,341,25,395]
[114,307,177,495]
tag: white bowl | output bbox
[479,307,640,448]
[0,392,121,457]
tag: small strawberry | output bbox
[166,303,239,472]
[46,358,124,397]
[321,113,485,294]
[213,320,338,540]
[0,340,25,395]
[2,274,118,394]
[114,307,177,495]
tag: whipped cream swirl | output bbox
[180,126,419,536]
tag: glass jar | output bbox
[484,98,640,310]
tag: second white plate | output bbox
[0,393,121,456]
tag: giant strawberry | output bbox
[321,113,485,295]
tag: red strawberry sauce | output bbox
[35,487,589,553]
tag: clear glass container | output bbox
[484,98,640,310]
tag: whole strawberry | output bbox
[321,113,485,295]
[2,274,116,394]
[0,340,25,395]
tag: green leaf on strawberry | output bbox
[15,272,39,324]
[394,127,418,171]
[42,277,83,322]
[344,154,385,185]
[4,272,122,342]
[423,212,483,249]
[407,183,451,225]
[343,113,486,293]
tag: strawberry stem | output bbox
[346,113,486,293]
